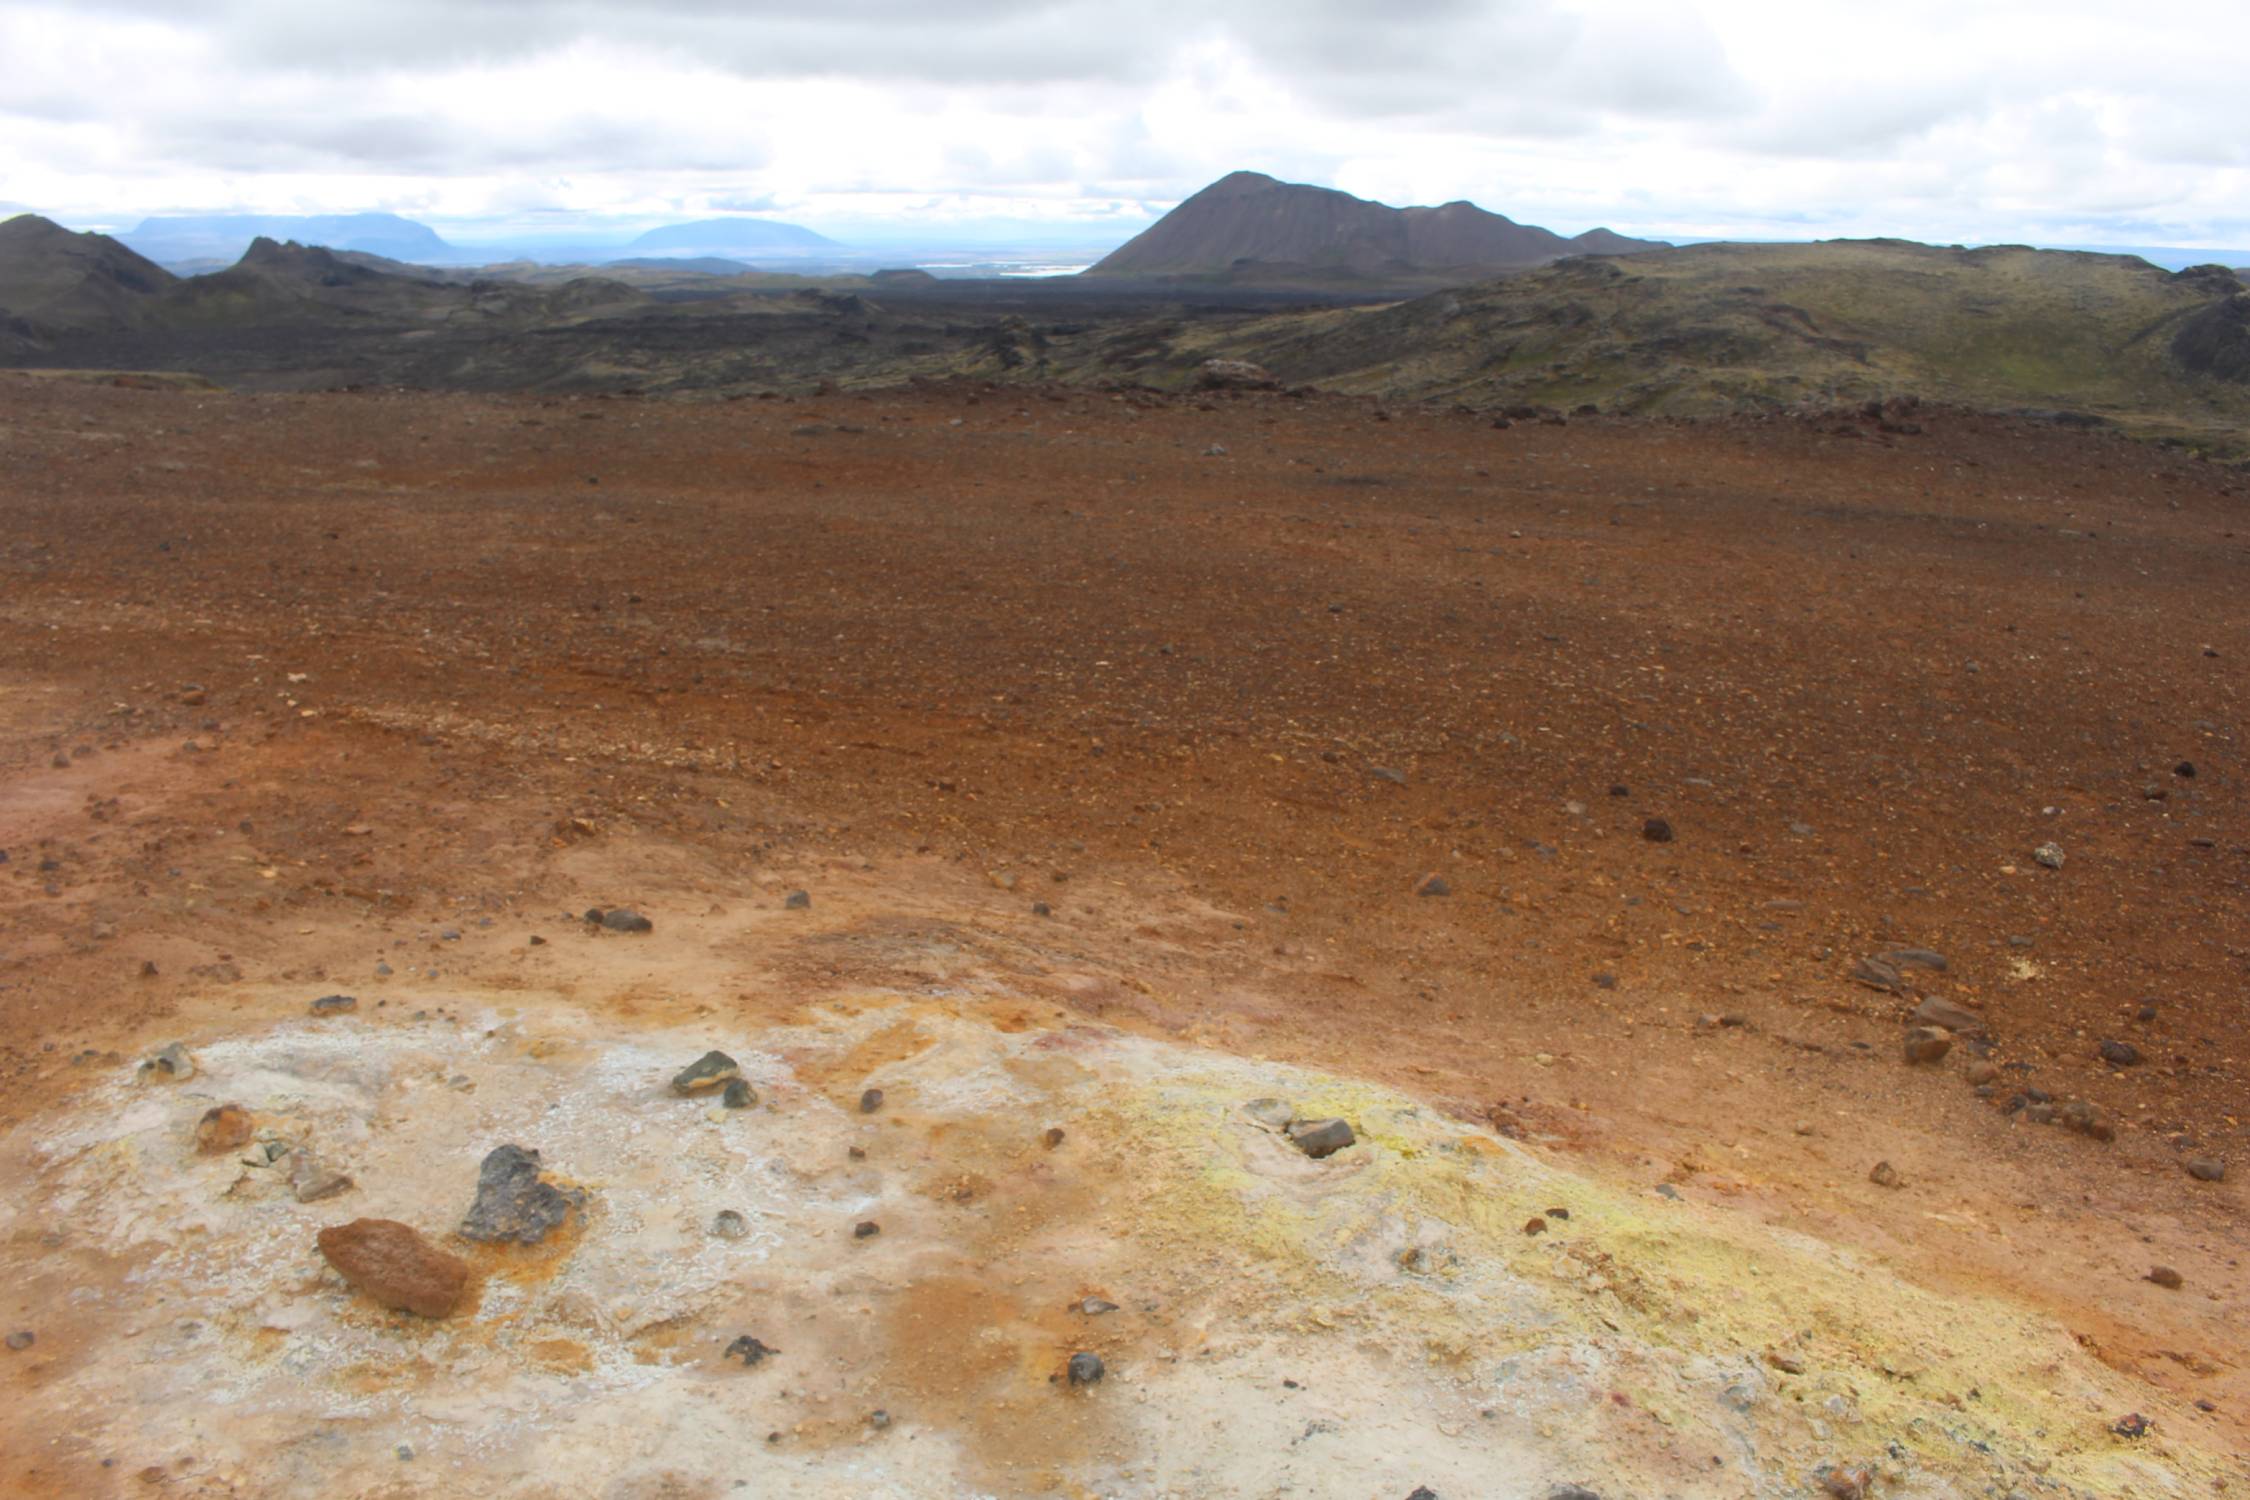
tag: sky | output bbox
[3,0,2248,251]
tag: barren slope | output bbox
[0,377,2244,1497]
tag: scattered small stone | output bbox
[2097,1039,2140,1067]
[2185,1157,2225,1182]
[724,1335,777,1367]
[2135,1002,2158,1022]
[316,1219,470,1318]
[1642,817,1674,843]
[1044,1127,1067,1149]
[1522,1216,1548,1235]
[2174,760,2196,778]
[289,1150,355,1203]
[375,962,393,977]
[1869,1161,1901,1189]
[139,1042,195,1083]
[1548,1489,1602,1500]
[1592,972,1618,990]
[1066,1351,1105,1386]
[1545,1206,1570,1220]
[1877,947,1948,972]
[1913,996,1981,1033]
[847,1146,867,1160]
[1286,1118,1355,1158]
[1965,1060,2000,1086]
[671,1051,741,1095]
[2146,1266,2183,1289]
[3,1330,32,1352]
[712,1210,748,1239]
[1764,1350,1806,1374]
[1850,956,1906,993]
[458,1144,583,1245]
[1654,1183,1680,1200]
[859,1087,885,1114]
[309,994,357,1017]
[722,1078,755,1109]
[1242,1092,1296,1124]
[1413,872,1452,897]
[195,1105,254,1155]
[1368,766,1407,785]
[2032,842,2065,869]
[1406,1489,1440,1500]
[593,907,653,933]
[2060,1099,2115,1142]
[1819,1468,1873,1500]
[1902,1026,1953,1064]
[869,1410,891,1430]
[1031,900,1052,917]
[1079,1297,1118,1315]
[784,890,811,910]
[853,1220,880,1239]
[2112,1412,2149,1439]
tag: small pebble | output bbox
[1079,1298,1118,1315]
[712,1210,747,1240]
[784,890,811,910]
[2147,1266,2183,1289]
[1043,1127,1066,1149]
[724,1335,777,1366]
[722,1078,755,1109]
[1066,1351,1105,1386]
[1642,817,1674,843]
[4,1330,32,1352]
[859,1088,885,1114]
[854,1220,880,1239]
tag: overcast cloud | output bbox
[3,0,2247,247]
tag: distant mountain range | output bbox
[624,219,839,257]
[121,212,452,266]
[1088,171,1663,281]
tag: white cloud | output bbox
[2,0,2248,248]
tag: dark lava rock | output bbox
[853,1220,880,1239]
[1286,1118,1356,1159]
[724,1335,777,1366]
[859,1087,885,1114]
[713,1210,748,1239]
[1413,872,1452,897]
[594,907,653,933]
[2147,1266,2184,1289]
[721,1078,756,1110]
[1877,947,1948,972]
[1066,1351,1105,1386]
[672,1050,741,1095]
[1592,972,1618,990]
[1850,956,1906,993]
[784,890,811,910]
[316,1219,470,1318]
[1368,766,1408,785]
[309,994,358,1016]
[1642,817,1674,843]
[1032,901,1052,917]
[1406,1489,1440,1500]
[1549,1489,1604,1500]
[2060,1099,2115,1142]
[459,1145,583,1245]
[1912,996,1982,1033]
[1902,1026,1953,1064]
[2097,1040,2140,1067]
[2175,760,2196,778]
[1043,1127,1066,1149]
[2186,1157,2226,1182]
[139,1042,195,1083]
[1079,1297,1118,1315]
[2113,1412,2150,1439]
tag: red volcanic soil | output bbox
[1,372,2245,1483]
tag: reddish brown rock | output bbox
[316,1218,471,1318]
[1902,1026,1953,1065]
[195,1104,254,1155]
